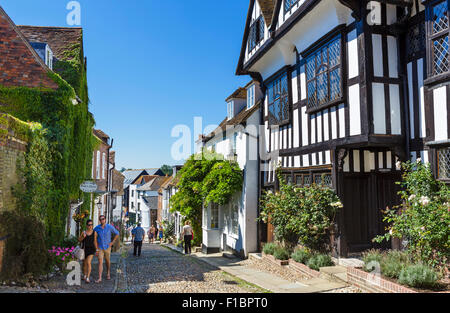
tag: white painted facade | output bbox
[200,83,262,257]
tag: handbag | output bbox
[73,245,85,261]
[73,234,85,261]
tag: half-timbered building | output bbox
[236,0,450,256]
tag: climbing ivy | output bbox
[0,42,94,245]
[170,150,243,245]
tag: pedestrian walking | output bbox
[181,221,193,255]
[148,226,155,244]
[78,219,96,284]
[94,215,119,283]
[158,225,164,244]
[131,223,145,257]
[154,225,158,242]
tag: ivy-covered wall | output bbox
[0,38,95,245]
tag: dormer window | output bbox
[247,84,255,109]
[45,45,53,70]
[248,15,265,52]
[227,101,234,120]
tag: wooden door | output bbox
[342,172,401,253]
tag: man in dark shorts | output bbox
[131,223,145,257]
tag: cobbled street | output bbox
[118,243,264,293]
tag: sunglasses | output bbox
[100,218,105,220]
[87,224,93,226]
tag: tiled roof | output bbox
[226,87,247,102]
[203,101,261,142]
[17,25,82,61]
[137,176,171,192]
[112,169,125,196]
[0,6,58,89]
[93,129,109,140]
[257,0,276,27]
[134,175,158,186]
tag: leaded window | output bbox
[406,22,426,61]
[428,1,450,76]
[267,72,290,125]
[438,147,450,179]
[305,35,342,111]
[248,16,265,52]
[285,0,299,12]
[295,172,332,187]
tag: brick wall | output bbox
[0,126,28,273]
[347,267,417,293]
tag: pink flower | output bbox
[56,252,60,256]
[62,257,65,261]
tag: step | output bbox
[248,253,262,261]
[320,266,348,283]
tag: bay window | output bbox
[267,72,290,125]
[305,35,343,112]
[426,0,450,84]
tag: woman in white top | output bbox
[181,221,193,254]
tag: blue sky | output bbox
[1,0,250,170]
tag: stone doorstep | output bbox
[319,266,348,283]
[248,253,262,261]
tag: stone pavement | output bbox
[163,243,349,293]
[116,243,266,293]
[0,251,121,293]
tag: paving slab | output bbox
[164,245,349,293]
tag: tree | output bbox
[170,150,243,246]
[161,164,173,176]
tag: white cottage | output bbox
[199,82,264,257]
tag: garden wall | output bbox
[347,267,417,293]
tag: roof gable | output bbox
[0,6,58,89]
[236,0,281,76]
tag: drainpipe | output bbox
[106,138,114,223]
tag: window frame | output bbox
[425,0,450,87]
[300,26,346,114]
[283,168,333,188]
[437,145,450,182]
[284,0,300,13]
[210,203,219,230]
[248,15,265,53]
[247,84,255,109]
[266,70,291,126]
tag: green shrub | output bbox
[62,236,79,248]
[0,211,50,281]
[362,249,383,272]
[398,264,438,289]
[381,250,410,279]
[291,248,310,264]
[307,254,334,271]
[273,246,290,260]
[263,242,277,255]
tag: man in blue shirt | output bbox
[94,215,119,283]
[131,223,145,257]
